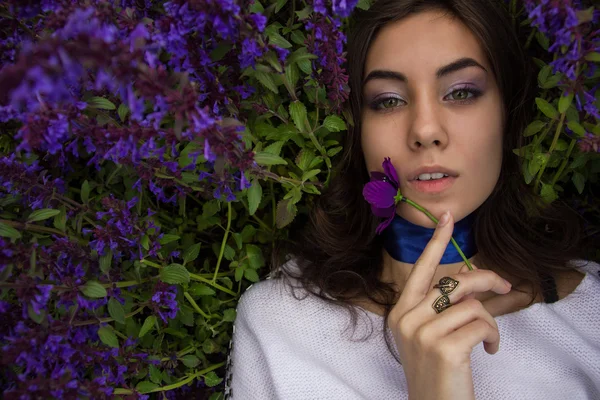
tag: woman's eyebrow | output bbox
[363,57,487,87]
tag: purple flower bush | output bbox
[0,0,597,398]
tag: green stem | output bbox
[190,272,237,297]
[102,279,149,289]
[114,362,226,395]
[105,165,122,186]
[184,292,213,319]
[550,138,577,186]
[403,199,473,271]
[534,111,566,192]
[524,27,537,49]
[212,202,232,283]
[72,305,146,326]
[139,259,237,297]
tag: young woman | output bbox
[224,0,600,398]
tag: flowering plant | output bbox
[0,0,597,398]
[363,157,474,270]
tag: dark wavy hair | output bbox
[270,0,586,363]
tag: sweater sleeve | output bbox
[224,282,278,400]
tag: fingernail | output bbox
[504,279,512,288]
[438,211,450,227]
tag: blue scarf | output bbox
[383,211,478,264]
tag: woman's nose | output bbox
[406,97,448,151]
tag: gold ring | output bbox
[432,294,451,314]
[433,276,459,295]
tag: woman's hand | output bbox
[387,211,512,400]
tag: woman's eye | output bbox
[449,89,472,101]
[371,97,403,110]
[445,87,482,103]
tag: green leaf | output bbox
[356,0,371,10]
[180,355,200,368]
[322,115,347,132]
[183,243,201,264]
[188,283,216,296]
[267,31,292,49]
[264,51,283,73]
[247,179,262,216]
[234,267,244,282]
[80,281,107,298]
[297,58,312,74]
[295,5,312,20]
[555,139,569,151]
[254,71,279,94]
[53,206,67,231]
[289,101,308,132]
[139,315,157,338]
[223,308,236,322]
[202,200,220,217]
[523,120,545,137]
[296,148,315,171]
[244,268,260,282]
[108,297,125,324]
[117,104,129,122]
[160,263,190,284]
[99,250,113,275]
[540,184,558,203]
[28,304,45,324]
[274,0,288,12]
[209,43,233,62]
[566,120,586,137]
[149,365,162,384]
[81,180,90,204]
[301,169,320,181]
[27,209,60,223]
[290,30,306,45]
[586,52,600,62]
[558,92,574,114]
[327,146,343,157]
[276,199,297,229]
[535,31,549,50]
[249,0,264,13]
[537,65,551,87]
[285,63,300,89]
[223,244,235,261]
[87,96,116,110]
[136,381,159,394]
[572,172,585,194]
[253,152,288,166]
[263,140,284,156]
[246,244,264,269]
[240,225,256,243]
[302,184,321,195]
[97,326,119,348]
[140,235,150,251]
[535,98,558,119]
[570,154,588,169]
[159,234,180,245]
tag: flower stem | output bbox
[403,199,473,270]
[212,201,232,283]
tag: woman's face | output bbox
[361,10,505,228]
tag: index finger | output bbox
[398,210,454,308]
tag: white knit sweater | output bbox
[224,259,600,399]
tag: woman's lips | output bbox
[408,176,456,194]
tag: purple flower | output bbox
[578,133,600,153]
[362,157,403,234]
[150,284,179,323]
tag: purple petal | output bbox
[382,157,399,186]
[363,180,397,209]
[370,171,387,181]
[376,214,395,234]
[371,204,395,218]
